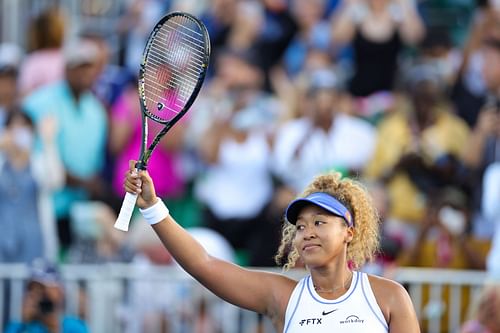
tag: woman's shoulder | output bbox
[366,273,412,310]
[366,273,405,291]
[364,272,420,329]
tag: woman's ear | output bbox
[345,227,354,244]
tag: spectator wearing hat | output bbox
[4,260,88,333]
[22,38,109,255]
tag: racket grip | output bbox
[114,192,138,231]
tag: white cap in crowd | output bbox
[0,43,23,73]
[63,38,99,68]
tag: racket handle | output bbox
[114,192,138,231]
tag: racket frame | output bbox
[114,11,210,231]
[136,11,211,170]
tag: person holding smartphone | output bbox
[4,260,88,333]
[462,37,500,239]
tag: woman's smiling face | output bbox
[294,205,353,268]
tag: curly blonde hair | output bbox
[275,172,380,270]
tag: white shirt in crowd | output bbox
[482,162,500,278]
[272,113,376,192]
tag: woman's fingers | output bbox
[124,167,142,194]
[129,159,136,171]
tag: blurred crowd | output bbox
[1,0,500,331]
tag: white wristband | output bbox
[139,199,170,225]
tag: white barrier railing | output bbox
[0,264,493,333]
[392,267,491,333]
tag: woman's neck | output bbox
[361,12,395,42]
[311,267,354,299]
[309,252,352,291]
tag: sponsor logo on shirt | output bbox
[298,318,323,326]
[322,309,338,316]
[298,308,339,326]
[340,315,365,325]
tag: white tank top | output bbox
[283,271,388,333]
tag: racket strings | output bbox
[144,52,196,114]
[147,51,202,79]
[144,56,198,98]
[143,15,206,121]
[156,26,206,58]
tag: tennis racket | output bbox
[114,12,211,231]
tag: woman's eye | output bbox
[315,220,325,226]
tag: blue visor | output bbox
[285,192,353,227]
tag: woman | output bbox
[0,111,63,262]
[460,283,500,333]
[19,6,66,97]
[331,0,425,97]
[124,160,420,332]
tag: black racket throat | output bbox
[135,161,148,170]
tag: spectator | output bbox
[482,163,500,278]
[461,37,500,238]
[0,43,23,129]
[225,1,264,58]
[67,201,135,264]
[18,6,66,97]
[272,67,376,194]
[80,30,132,110]
[258,0,298,80]
[199,0,238,75]
[4,260,88,333]
[460,283,500,333]
[397,187,491,333]
[403,28,462,94]
[0,111,64,263]
[23,38,108,256]
[108,79,189,212]
[117,0,169,73]
[451,0,500,128]
[364,65,470,246]
[271,35,346,123]
[194,49,280,265]
[283,0,333,77]
[121,223,236,333]
[331,0,425,97]
[398,187,490,270]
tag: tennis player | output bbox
[124,160,420,332]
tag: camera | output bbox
[38,294,55,315]
[485,94,500,113]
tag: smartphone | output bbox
[484,94,500,112]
